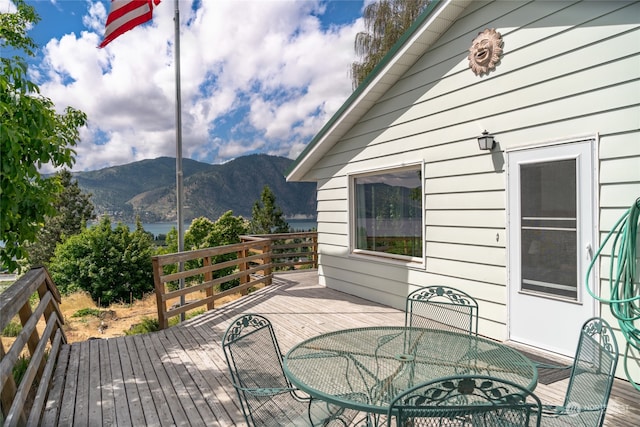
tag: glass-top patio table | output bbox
[283,326,537,422]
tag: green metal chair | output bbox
[387,375,542,426]
[541,317,619,427]
[222,313,359,426]
[405,286,479,334]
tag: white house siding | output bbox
[305,0,639,359]
[597,133,640,381]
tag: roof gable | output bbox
[287,0,472,182]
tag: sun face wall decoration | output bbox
[468,28,503,76]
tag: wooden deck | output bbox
[44,271,639,426]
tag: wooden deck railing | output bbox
[0,267,66,427]
[152,232,317,329]
[241,231,318,270]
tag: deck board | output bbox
[130,333,173,426]
[182,316,244,422]
[108,337,132,427]
[41,343,70,426]
[125,335,162,427]
[97,338,115,426]
[118,337,147,426]
[87,339,102,426]
[57,342,80,426]
[48,270,638,426]
[142,332,191,426]
[73,340,89,425]
[155,329,211,427]
[169,326,237,425]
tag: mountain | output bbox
[73,154,316,222]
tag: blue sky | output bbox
[3,0,367,172]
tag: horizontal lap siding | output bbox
[597,134,640,276]
[426,242,504,267]
[597,130,640,382]
[317,210,347,224]
[426,226,504,248]
[308,1,639,342]
[318,6,637,163]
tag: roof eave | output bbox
[287,0,470,182]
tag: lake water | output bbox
[126,219,317,237]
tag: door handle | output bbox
[586,243,593,261]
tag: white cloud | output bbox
[82,0,106,33]
[0,0,17,14]
[34,0,364,172]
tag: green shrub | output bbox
[13,354,30,385]
[125,308,207,335]
[49,217,154,306]
[11,351,49,385]
[125,317,160,335]
[167,309,206,327]
[72,308,101,318]
[2,321,22,337]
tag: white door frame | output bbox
[506,137,599,356]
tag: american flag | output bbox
[99,0,161,48]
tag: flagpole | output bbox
[173,0,185,320]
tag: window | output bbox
[351,166,423,260]
[520,159,578,299]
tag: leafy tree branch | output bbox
[1,0,87,271]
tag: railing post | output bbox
[312,234,318,269]
[38,277,66,344]
[204,256,214,310]
[18,301,43,377]
[264,239,272,286]
[238,246,249,296]
[152,257,168,330]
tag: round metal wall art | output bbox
[468,28,503,76]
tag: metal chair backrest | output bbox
[222,314,296,426]
[387,375,542,427]
[563,317,619,427]
[387,375,541,427]
[405,286,479,335]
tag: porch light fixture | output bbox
[477,130,495,151]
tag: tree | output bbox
[26,169,96,267]
[205,211,250,247]
[1,0,88,272]
[200,212,250,290]
[350,0,431,89]
[162,213,249,254]
[161,212,249,291]
[49,216,154,306]
[250,185,289,234]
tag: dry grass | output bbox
[60,288,253,343]
[1,286,256,346]
[59,291,159,342]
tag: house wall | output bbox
[307,1,639,377]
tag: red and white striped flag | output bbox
[99,0,161,48]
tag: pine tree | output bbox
[250,186,290,234]
[27,169,95,267]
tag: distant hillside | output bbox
[73,154,316,222]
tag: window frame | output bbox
[348,162,425,265]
